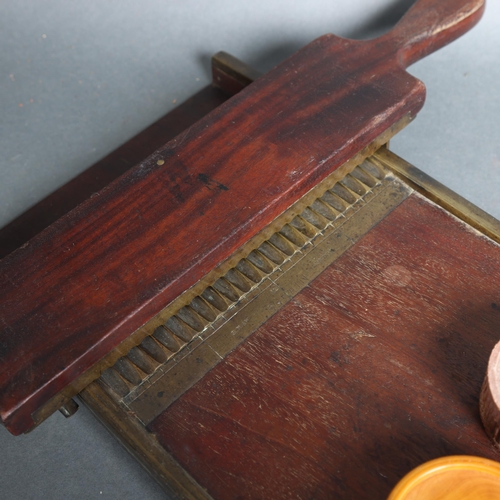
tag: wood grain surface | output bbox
[0,0,484,434]
[150,193,500,499]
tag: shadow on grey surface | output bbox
[350,0,417,39]
[0,403,168,500]
[197,0,417,77]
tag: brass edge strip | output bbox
[79,382,212,500]
[372,147,500,244]
[129,177,412,425]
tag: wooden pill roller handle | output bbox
[383,0,485,67]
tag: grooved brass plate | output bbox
[93,157,412,425]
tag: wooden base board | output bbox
[147,191,500,499]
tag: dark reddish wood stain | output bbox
[150,194,500,499]
[0,0,485,434]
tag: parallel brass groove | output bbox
[128,174,412,424]
[97,159,391,400]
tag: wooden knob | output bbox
[388,456,500,500]
[480,341,500,447]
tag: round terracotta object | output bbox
[480,340,500,447]
[388,456,500,500]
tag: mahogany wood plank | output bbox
[150,193,500,499]
[0,0,484,434]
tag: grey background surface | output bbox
[1,1,499,499]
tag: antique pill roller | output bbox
[2,0,500,498]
